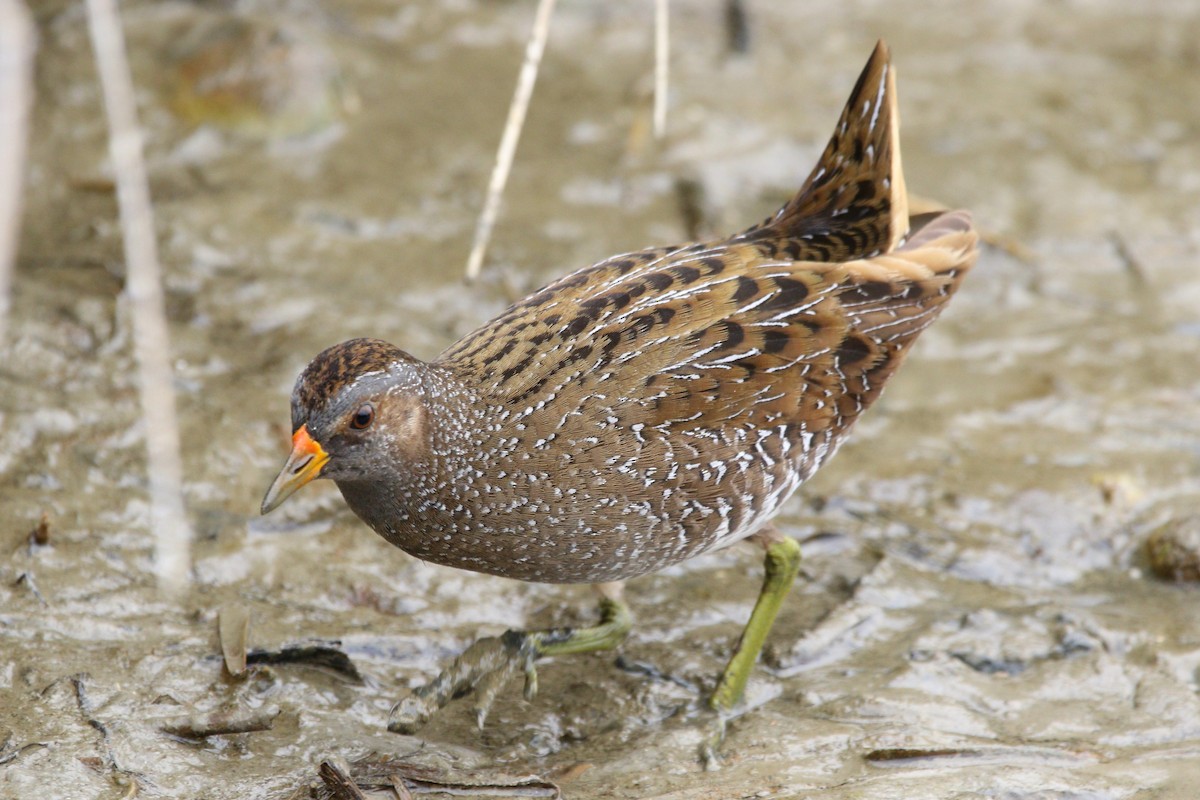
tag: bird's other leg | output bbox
[702,525,802,766]
[388,581,631,734]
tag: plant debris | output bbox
[245,643,364,684]
[308,754,561,799]
[160,704,281,738]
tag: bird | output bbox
[261,40,977,760]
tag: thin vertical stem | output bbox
[654,0,669,139]
[86,0,192,592]
[0,0,35,346]
[464,0,558,282]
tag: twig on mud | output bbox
[159,703,281,738]
[70,675,145,792]
[0,740,49,767]
[389,775,415,800]
[85,0,193,592]
[1108,229,1149,286]
[72,674,117,772]
[245,642,364,684]
[338,755,562,799]
[653,0,669,138]
[865,743,1101,767]
[13,571,46,604]
[319,760,369,800]
[463,0,558,282]
[0,0,35,346]
[72,675,102,731]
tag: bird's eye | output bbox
[350,403,374,430]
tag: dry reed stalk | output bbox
[86,0,192,592]
[0,0,35,345]
[463,0,558,282]
[654,0,669,138]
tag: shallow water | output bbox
[3,1,1199,798]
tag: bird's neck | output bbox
[335,365,508,556]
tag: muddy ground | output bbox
[2,1,1199,798]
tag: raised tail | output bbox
[738,40,909,261]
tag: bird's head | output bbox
[261,338,429,513]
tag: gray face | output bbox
[292,358,431,485]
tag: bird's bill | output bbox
[261,424,330,514]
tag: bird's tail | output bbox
[738,40,909,261]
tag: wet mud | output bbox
[2,1,1199,798]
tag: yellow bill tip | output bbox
[260,425,330,514]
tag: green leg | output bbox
[704,535,802,764]
[389,596,632,734]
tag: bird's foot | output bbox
[389,629,539,733]
[388,597,631,734]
